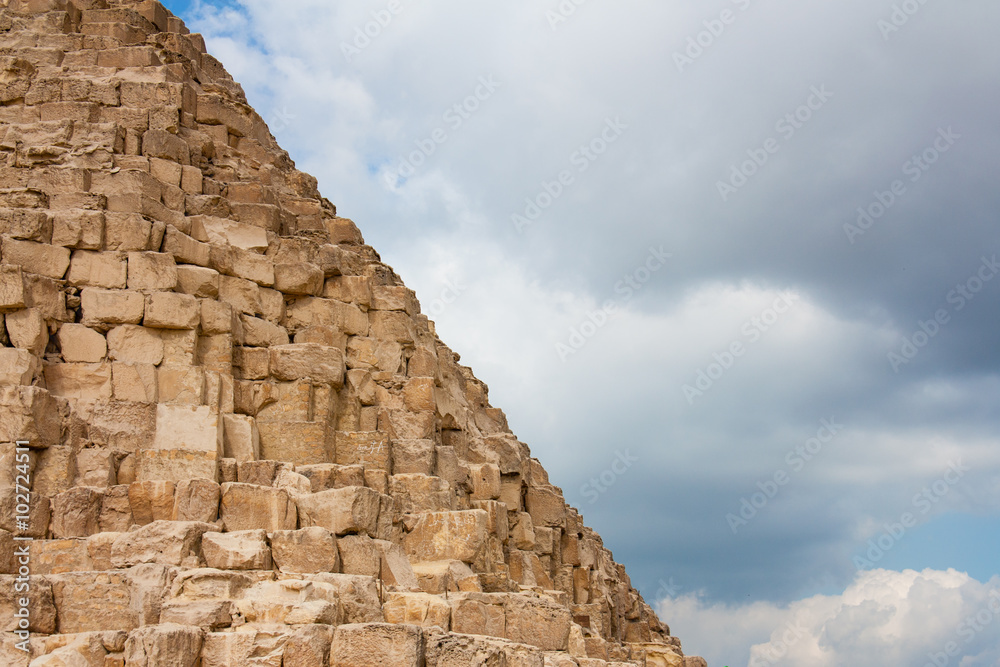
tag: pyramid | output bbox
[0,1,705,664]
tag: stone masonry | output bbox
[0,1,706,665]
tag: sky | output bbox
[162,1,1000,665]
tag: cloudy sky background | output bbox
[162,1,1000,664]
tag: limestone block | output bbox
[384,592,451,630]
[176,264,219,297]
[219,274,260,315]
[403,376,436,412]
[80,288,145,326]
[66,250,127,289]
[99,484,134,532]
[274,467,312,497]
[0,347,39,385]
[269,342,344,386]
[374,538,420,590]
[47,571,135,634]
[295,486,382,537]
[202,530,271,570]
[1,237,70,279]
[221,413,259,462]
[22,274,67,322]
[234,345,269,379]
[128,480,176,525]
[526,485,566,527]
[157,365,206,405]
[274,262,323,295]
[56,323,106,362]
[0,265,27,311]
[240,314,289,347]
[640,645,687,667]
[0,574,56,633]
[163,227,211,267]
[471,462,501,500]
[173,478,220,523]
[323,275,372,307]
[382,410,436,441]
[259,286,285,324]
[513,513,536,551]
[285,296,368,337]
[142,128,190,164]
[51,209,104,250]
[136,449,219,483]
[209,245,274,286]
[30,538,93,576]
[392,438,436,475]
[369,310,414,344]
[389,474,453,514]
[111,361,158,402]
[126,251,177,290]
[450,594,506,637]
[144,291,199,329]
[237,459,287,485]
[270,526,340,574]
[42,362,112,401]
[181,165,203,194]
[191,215,267,251]
[161,329,199,364]
[200,299,236,335]
[331,623,425,667]
[471,500,508,543]
[256,420,332,466]
[6,307,47,354]
[308,573,384,624]
[219,482,297,532]
[283,624,335,667]
[335,431,390,471]
[502,595,571,651]
[405,511,489,564]
[124,623,204,667]
[338,533,379,577]
[346,336,402,372]
[325,217,365,245]
[110,520,215,568]
[152,404,223,456]
[104,325,162,366]
[49,487,102,538]
[159,599,234,630]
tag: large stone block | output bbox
[152,404,223,456]
[110,520,215,568]
[56,323,107,362]
[525,485,566,528]
[285,296,368,336]
[80,287,144,326]
[390,474,453,514]
[202,530,271,570]
[173,478,221,523]
[144,291,199,329]
[502,595,572,651]
[0,348,40,385]
[135,449,219,484]
[48,571,137,633]
[219,482,297,532]
[296,486,381,537]
[124,623,204,667]
[191,215,268,251]
[42,361,113,401]
[331,623,425,667]
[256,420,332,466]
[66,250,128,289]
[127,251,177,290]
[221,413,259,462]
[405,510,489,564]
[5,307,47,355]
[383,592,451,630]
[270,526,339,574]
[0,574,56,633]
[0,264,27,311]
[1,237,70,279]
[107,324,163,364]
[269,342,344,386]
[274,262,323,295]
[0,385,62,446]
[49,487,102,538]
[335,431,390,471]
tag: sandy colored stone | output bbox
[219,482,297,532]
[50,487,103,538]
[331,623,425,667]
[56,323,107,362]
[110,520,215,568]
[0,264,27,311]
[405,510,489,564]
[107,324,163,364]
[202,530,271,570]
[296,486,382,537]
[0,347,40,385]
[80,287,145,326]
[144,291,200,329]
[1,237,70,279]
[127,251,177,290]
[6,307,47,355]
[221,413,259,462]
[270,526,340,574]
[269,342,344,386]
[152,404,223,455]
[124,623,203,667]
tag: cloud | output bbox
[659,568,1000,667]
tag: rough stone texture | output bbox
[0,3,697,665]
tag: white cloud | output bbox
[660,568,1000,667]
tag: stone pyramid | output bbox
[0,1,706,664]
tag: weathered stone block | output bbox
[256,420,332,466]
[124,623,204,667]
[219,482,296,532]
[127,251,177,291]
[173,478,220,523]
[176,264,219,297]
[110,520,214,568]
[0,385,61,447]
[80,287,145,326]
[202,530,271,570]
[335,431,390,471]
[274,262,323,295]
[50,487,102,538]
[331,623,425,667]
[152,404,223,456]
[221,413,259,462]
[0,348,40,385]
[471,463,501,500]
[1,237,70,279]
[66,250,127,289]
[384,592,451,630]
[269,342,344,386]
[406,511,489,564]
[56,323,106,362]
[0,265,27,311]
[5,307,47,354]
[271,526,340,574]
[144,291,200,329]
[112,361,158,402]
[296,486,382,537]
[526,485,566,528]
